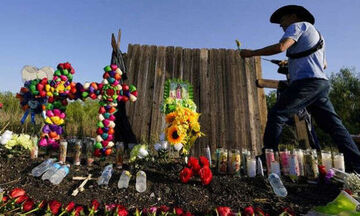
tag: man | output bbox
[240,5,360,173]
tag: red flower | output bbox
[0,103,3,109]
[72,205,85,216]
[254,207,267,216]
[216,206,232,216]
[22,199,34,212]
[91,199,100,211]
[282,207,295,216]
[174,207,184,215]
[116,204,128,216]
[182,212,193,216]
[345,189,353,195]
[318,165,327,176]
[243,206,254,216]
[199,166,213,185]
[48,200,62,215]
[9,188,26,199]
[180,167,193,183]
[188,157,201,174]
[199,156,210,167]
[37,200,47,209]
[65,201,76,212]
[159,205,170,213]
[2,195,9,203]
[15,195,29,204]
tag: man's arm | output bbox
[240,38,295,57]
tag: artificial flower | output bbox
[167,125,185,144]
[243,206,254,216]
[199,166,213,185]
[180,167,193,183]
[165,112,177,123]
[199,156,209,167]
[9,188,26,199]
[187,157,201,174]
[15,195,29,204]
[116,204,128,216]
[71,205,85,216]
[22,199,34,212]
[216,206,233,216]
[159,205,170,213]
[88,199,100,215]
[174,207,184,215]
[48,200,62,215]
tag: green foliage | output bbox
[0,92,99,138]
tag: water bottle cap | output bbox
[123,170,131,177]
[63,165,70,174]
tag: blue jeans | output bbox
[263,78,360,172]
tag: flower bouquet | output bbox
[160,79,203,156]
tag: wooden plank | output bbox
[255,56,268,152]
[149,46,166,141]
[165,47,175,79]
[248,57,263,155]
[207,49,217,153]
[199,48,210,155]
[126,44,140,126]
[244,58,258,154]
[229,50,241,150]
[140,46,157,142]
[237,54,250,151]
[191,49,202,156]
[132,45,149,141]
[174,47,183,79]
[224,49,236,150]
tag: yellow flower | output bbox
[165,112,176,123]
[167,125,185,144]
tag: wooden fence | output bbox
[124,44,267,156]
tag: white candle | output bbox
[321,151,332,171]
[296,149,305,176]
[334,153,345,171]
[247,158,256,177]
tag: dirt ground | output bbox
[0,147,342,215]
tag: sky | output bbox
[0,0,359,94]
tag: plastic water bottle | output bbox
[97,164,113,186]
[49,165,70,185]
[42,163,61,180]
[136,170,147,193]
[118,170,131,189]
[31,158,56,177]
[268,173,287,197]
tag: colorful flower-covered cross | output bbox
[17,62,137,157]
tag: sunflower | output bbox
[165,112,177,123]
[167,125,185,144]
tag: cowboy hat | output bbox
[270,5,315,24]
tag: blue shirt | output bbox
[281,22,328,82]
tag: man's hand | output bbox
[240,49,254,58]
